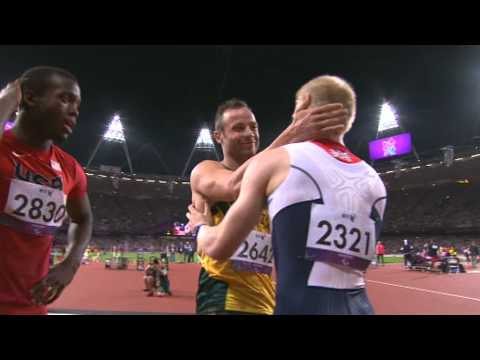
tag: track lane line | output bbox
[368,280,480,303]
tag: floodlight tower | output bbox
[86,114,134,174]
[376,102,400,137]
[181,127,219,178]
[374,101,420,163]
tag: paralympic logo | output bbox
[382,137,397,157]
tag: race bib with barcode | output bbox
[305,203,376,271]
[2,178,67,235]
[230,230,274,274]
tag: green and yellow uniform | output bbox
[196,202,275,315]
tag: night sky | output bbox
[1,45,478,176]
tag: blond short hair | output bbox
[296,75,356,132]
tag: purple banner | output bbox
[0,213,58,236]
[231,260,273,275]
[3,120,14,131]
[305,248,371,271]
[368,133,412,161]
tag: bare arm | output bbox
[64,194,94,268]
[188,148,290,260]
[190,160,242,204]
[191,100,347,204]
[30,194,93,306]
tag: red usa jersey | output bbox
[0,130,87,315]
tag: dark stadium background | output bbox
[4,45,480,314]
[1,45,479,255]
[1,45,479,175]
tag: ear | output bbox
[21,89,38,108]
[294,93,311,113]
[213,130,223,145]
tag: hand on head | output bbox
[291,95,349,143]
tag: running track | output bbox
[49,262,480,315]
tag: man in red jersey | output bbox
[375,241,385,266]
[0,66,93,315]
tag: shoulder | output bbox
[249,147,290,171]
[53,146,84,173]
[245,148,290,194]
[191,160,225,178]
[362,163,386,195]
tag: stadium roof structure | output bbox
[375,142,480,178]
[378,148,480,191]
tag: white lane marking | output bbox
[48,313,78,315]
[367,280,480,303]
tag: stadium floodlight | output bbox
[195,128,215,149]
[182,126,219,177]
[377,102,400,133]
[103,114,126,143]
[86,113,133,174]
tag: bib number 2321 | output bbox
[305,204,376,271]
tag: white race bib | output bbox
[230,230,273,274]
[4,178,67,228]
[305,203,376,271]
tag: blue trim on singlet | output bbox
[370,196,387,242]
[290,165,323,199]
[271,200,322,314]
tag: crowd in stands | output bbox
[382,182,480,234]
[380,234,477,255]
[372,150,480,254]
[51,159,480,257]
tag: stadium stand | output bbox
[53,144,480,256]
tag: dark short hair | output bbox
[214,98,251,132]
[19,66,78,100]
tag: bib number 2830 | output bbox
[12,194,66,224]
[5,179,67,227]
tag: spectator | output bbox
[169,243,176,263]
[427,241,439,258]
[464,247,471,263]
[470,242,479,269]
[400,239,414,267]
[376,241,385,266]
[144,259,160,297]
[157,258,172,296]
[177,243,185,263]
[185,242,194,263]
